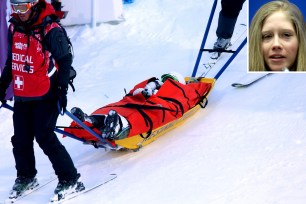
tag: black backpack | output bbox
[41,16,77,92]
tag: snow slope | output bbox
[1,0,306,203]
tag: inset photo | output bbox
[249,0,306,72]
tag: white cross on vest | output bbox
[14,75,24,90]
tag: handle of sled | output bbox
[192,0,218,78]
[200,48,236,53]
[214,37,247,80]
[0,103,14,111]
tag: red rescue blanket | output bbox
[65,78,211,141]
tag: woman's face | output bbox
[261,11,298,71]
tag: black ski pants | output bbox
[221,0,245,19]
[12,100,77,181]
[216,0,246,39]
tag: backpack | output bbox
[42,16,77,92]
[11,15,77,92]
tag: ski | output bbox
[202,46,234,69]
[200,24,247,77]
[232,73,271,88]
[49,174,117,204]
[209,41,233,60]
[4,177,57,203]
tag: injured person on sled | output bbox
[65,72,213,148]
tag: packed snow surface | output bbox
[1,0,306,203]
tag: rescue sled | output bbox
[58,77,216,151]
[56,0,247,151]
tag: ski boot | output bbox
[71,107,100,127]
[102,110,129,140]
[211,38,231,59]
[9,176,39,199]
[71,107,87,122]
[51,173,85,202]
[102,110,122,140]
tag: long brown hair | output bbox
[249,0,306,71]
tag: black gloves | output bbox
[0,82,7,104]
[57,86,67,114]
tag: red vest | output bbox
[10,22,59,97]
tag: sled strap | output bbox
[196,89,209,108]
[168,80,191,109]
[104,103,176,115]
[157,96,183,116]
[104,103,176,138]
[137,109,153,139]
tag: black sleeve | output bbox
[0,29,13,88]
[45,27,73,88]
[51,0,62,11]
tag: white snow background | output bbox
[1,0,306,203]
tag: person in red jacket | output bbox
[0,0,84,201]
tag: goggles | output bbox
[11,1,37,14]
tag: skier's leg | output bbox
[33,100,77,181]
